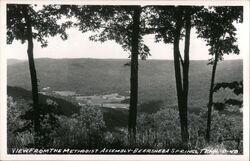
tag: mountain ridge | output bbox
[7,58,243,108]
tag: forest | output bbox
[7,4,243,154]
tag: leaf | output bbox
[213,81,243,95]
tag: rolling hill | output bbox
[7,58,243,109]
[7,86,129,129]
[7,86,79,116]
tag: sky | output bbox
[6,22,245,60]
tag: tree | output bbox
[173,7,191,147]
[7,4,71,146]
[74,5,150,145]
[128,6,141,145]
[195,6,243,143]
[147,6,202,147]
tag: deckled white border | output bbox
[0,0,249,160]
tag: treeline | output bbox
[7,4,243,149]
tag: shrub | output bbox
[138,100,163,114]
[8,96,61,149]
[54,105,106,148]
[197,107,243,152]
[8,95,242,153]
[136,107,182,148]
[7,96,33,150]
[104,128,129,148]
[136,106,242,151]
[136,113,157,148]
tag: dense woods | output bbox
[7,4,243,154]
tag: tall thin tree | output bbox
[147,6,202,146]
[7,4,71,146]
[128,6,141,145]
[195,6,243,143]
[74,5,150,145]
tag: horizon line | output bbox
[7,57,244,61]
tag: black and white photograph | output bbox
[0,0,249,160]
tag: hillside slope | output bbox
[7,86,79,116]
[7,86,128,129]
[7,58,243,108]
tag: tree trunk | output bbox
[172,7,192,147]
[182,10,191,147]
[173,8,189,147]
[206,52,219,143]
[22,5,40,146]
[128,6,141,146]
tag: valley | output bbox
[7,58,243,110]
[39,87,130,110]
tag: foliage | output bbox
[7,86,79,117]
[8,95,243,152]
[136,107,193,148]
[146,6,205,145]
[194,6,243,143]
[138,100,163,114]
[153,108,183,148]
[213,81,243,111]
[7,96,33,149]
[195,6,243,63]
[7,4,72,47]
[136,113,158,147]
[7,4,73,147]
[136,106,242,150]
[101,107,128,130]
[8,97,61,148]
[54,106,106,148]
[199,107,242,150]
[103,128,129,148]
[214,81,243,95]
[72,5,151,60]
[6,4,243,153]
[7,96,29,133]
[146,6,202,43]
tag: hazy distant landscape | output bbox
[6,4,245,155]
[8,58,243,109]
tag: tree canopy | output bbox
[7,4,72,47]
[195,6,243,63]
[75,6,151,60]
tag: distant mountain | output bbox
[7,58,243,108]
[7,59,26,66]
